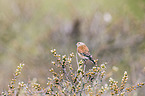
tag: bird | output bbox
[76,42,95,64]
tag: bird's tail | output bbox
[89,56,95,64]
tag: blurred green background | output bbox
[0,0,145,95]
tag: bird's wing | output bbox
[77,45,90,57]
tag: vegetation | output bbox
[0,0,145,95]
[1,49,144,95]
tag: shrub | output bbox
[1,49,145,96]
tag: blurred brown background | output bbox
[0,0,145,95]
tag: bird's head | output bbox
[76,42,85,47]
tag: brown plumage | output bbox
[76,42,95,64]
